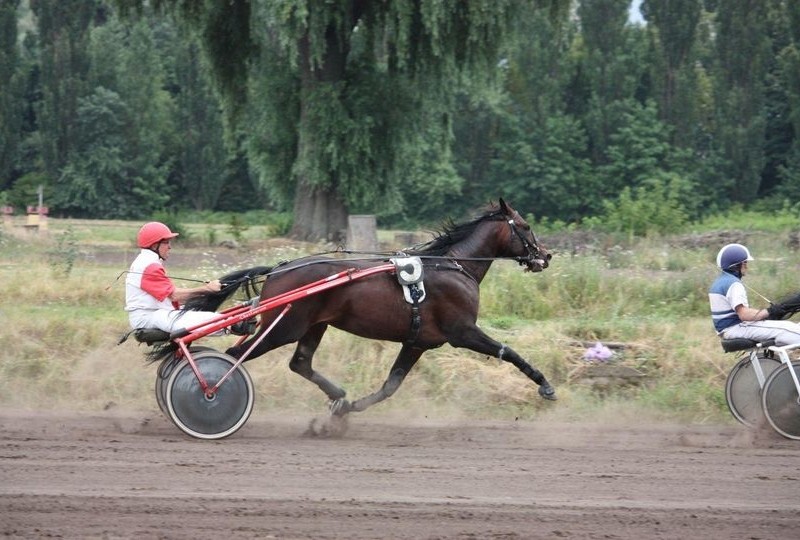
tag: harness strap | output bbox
[434,261,478,284]
[405,283,424,345]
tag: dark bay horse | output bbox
[188,199,555,416]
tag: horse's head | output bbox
[498,198,551,272]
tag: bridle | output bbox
[506,214,548,266]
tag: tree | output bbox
[5,11,48,212]
[454,3,594,223]
[577,0,646,163]
[0,0,23,189]
[31,0,96,185]
[593,99,671,194]
[491,110,594,222]
[118,0,567,240]
[758,0,800,198]
[712,0,770,202]
[642,0,702,145]
[51,14,173,217]
[771,0,800,202]
[170,37,227,211]
[54,87,136,216]
[54,86,170,217]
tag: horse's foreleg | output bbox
[332,345,424,416]
[451,327,557,400]
[289,324,347,400]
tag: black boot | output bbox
[229,319,257,336]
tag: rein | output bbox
[264,251,538,275]
[105,270,213,291]
[253,249,537,288]
[113,206,547,291]
[227,213,548,284]
[330,250,539,263]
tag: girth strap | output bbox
[406,283,424,345]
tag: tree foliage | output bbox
[0,0,23,187]
[713,0,770,203]
[50,15,173,217]
[114,0,560,240]
[1,0,799,238]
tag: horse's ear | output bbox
[499,198,511,216]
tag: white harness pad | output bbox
[390,256,426,304]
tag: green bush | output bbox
[600,175,691,237]
[48,226,79,277]
[227,214,250,242]
[266,212,293,236]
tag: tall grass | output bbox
[1,217,799,426]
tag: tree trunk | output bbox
[290,182,348,242]
[289,27,350,243]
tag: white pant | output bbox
[722,319,800,346]
[128,309,220,334]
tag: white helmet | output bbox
[716,243,754,270]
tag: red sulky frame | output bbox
[168,263,396,397]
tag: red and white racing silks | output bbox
[125,249,221,333]
[125,249,178,311]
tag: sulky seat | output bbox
[720,337,775,353]
[133,328,171,345]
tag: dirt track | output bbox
[2,410,799,539]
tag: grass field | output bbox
[1,215,798,425]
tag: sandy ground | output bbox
[2,409,799,539]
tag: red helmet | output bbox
[137,222,179,248]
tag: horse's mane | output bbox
[408,204,503,257]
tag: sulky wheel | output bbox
[154,345,214,417]
[761,361,800,440]
[165,350,254,440]
[724,354,781,427]
[155,356,176,416]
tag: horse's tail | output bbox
[145,342,178,365]
[184,265,273,312]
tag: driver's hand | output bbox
[205,279,222,292]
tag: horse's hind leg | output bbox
[332,345,424,416]
[450,325,557,400]
[289,324,347,400]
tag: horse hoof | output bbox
[538,384,557,401]
[329,398,351,416]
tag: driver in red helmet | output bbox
[125,221,224,333]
